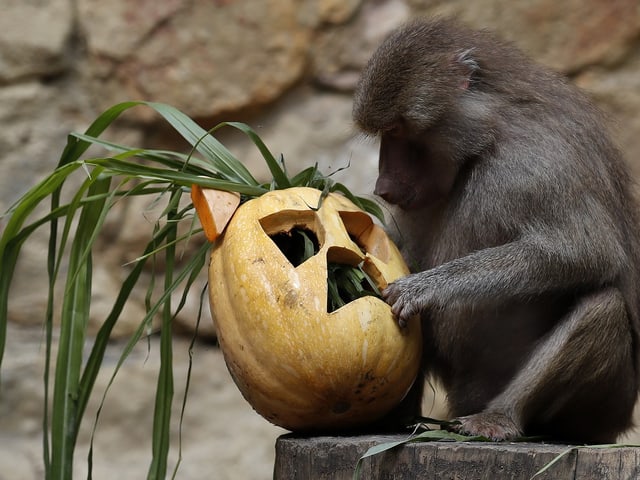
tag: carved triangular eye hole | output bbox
[338,211,391,263]
[269,228,320,267]
[259,210,322,267]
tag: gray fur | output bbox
[353,18,640,442]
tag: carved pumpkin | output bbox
[208,187,422,431]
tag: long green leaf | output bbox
[0,162,84,375]
[147,188,180,479]
[172,282,208,480]
[71,133,223,178]
[0,163,94,474]
[84,157,268,197]
[80,219,192,424]
[223,122,291,189]
[46,170,98,478]
[147,102,259,185]
[27,104,148,471]
[50,175,111,479]
[57,102,144,169]
[290,164,320,187]
[530,443,640,478]
[85,227,210,478]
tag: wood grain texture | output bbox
[274,434,640,479]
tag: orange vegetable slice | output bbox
[191,185,241,242]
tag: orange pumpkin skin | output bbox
[208,187,422,431]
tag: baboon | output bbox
[353,18,640,442]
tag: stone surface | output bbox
[78,0,187,61]
[575,49,640,177]
[0,0,74,82]
[0,323,285,480]
[298,0,363,27]
[312,0,411,90]
[83,0,311,119]
[0,81,91,211]
[214,87,379,193]
[408,0,640,73]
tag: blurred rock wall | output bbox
[2,1,640,478]
[3,0,639,336]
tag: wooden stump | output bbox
[274,434,640,479]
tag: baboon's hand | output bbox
[382,274,430,327]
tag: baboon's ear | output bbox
[454,48,479,90]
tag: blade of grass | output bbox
[530,443,640,479]
[46,167,106,478]
[57,101,145,169]
[80,221,198,425]
[42,162,97,478]
[352,430,489,480]
[84,157,268,197]
[358,263,382,297]
[71,133,224,179]
[299,230,318,260]
[59,100,260,187]
[2,181,179,271]
[147,187,180,480]
[327,269,345,312]
[40,106,148,457]
[85,231,210,478]
[222,122,291,189]
[147,102,258,186]
[47,169,121,476]
[171,283,208,480]
[0,164,84,378]
[289,164,320,187]
[49,174,111,480]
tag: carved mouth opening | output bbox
[338,211,392,264]
[326,250,382,313]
